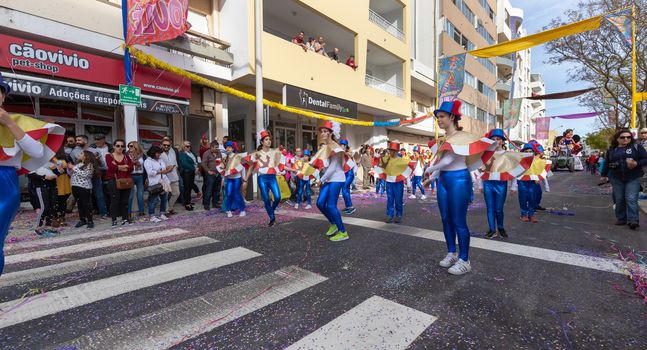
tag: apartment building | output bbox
[529,73,546,144]
[221,0,415,152]
[440,0,498,136]
[0,0,233,149]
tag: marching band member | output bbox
[339,139,357,214]
[479,129,533,238]
[376,141,414,223]
[310,121,349,241]
[425,100,496,275]
[244,130,286,226]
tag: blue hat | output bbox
[488,128,506,140]
[303,149,311,156]
[339,139,349,146]
[433,100,462,120]
[224,141,234,149]
[413,146,420,152]
[0,72,11,95]
[521,143,534,152]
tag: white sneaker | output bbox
[227,211,233,218]
[305,204,312,209]
[160,214,169,221]
[408,194,416,199]
[150,216,161,223]
[448,259,471,275]
[439,253,459,268]
[420,195,427,200]
[294,203,299,209]
[239,211,247,217]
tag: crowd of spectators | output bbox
[291,31,358,70]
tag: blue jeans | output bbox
[517,180,538,217]
[342,171,354,209]
[128,174,145,214]
[148,191,168,216]
[296,179,312,205]
[0,166,20,276]
[386,181,404,218]
[610,176,640,224]
[438,169,472,261]
[203,173,222,209]
[317,181,345,232]
[411,175,425,195]
[483,180,507,231]
[258,174,281,220]
[225,177,246,212]
[92,177,108,216]
[375,178,385,195]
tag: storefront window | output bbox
[81,104,115,122]
[2,95,36,116]
[185,115,210,152]
[39,98,78,120]
[302,125,316,151]
[138,111,172,150]
[84,125,114,144]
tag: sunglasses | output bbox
[619,136,632,139]
[641,132,647,134]
[184,145,191,148]
[162,144,171,147]
[114,144,125,148]
[128,145,134,148]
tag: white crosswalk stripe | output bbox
[58,266,328,350]
[1,237,218,287]
[5,228,189,265]
[0,247,261,329]
[286,296,437,350]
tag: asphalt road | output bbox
[1,171,645,349]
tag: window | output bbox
[476,57,496,75]
[452,0,475,25]
[460,100,476,118]
[477,108,488,122]
[480,0,495,21]
[445,20,475,51]
[464,71,477,89]
[477,24,495,45]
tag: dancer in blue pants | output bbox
[409,146,427,200]
[425,100,496,275]
[221,141,247,218]
[377,141,413,223]
[295,150,314,209]
[339,139,357,214]
[512,143,551,223]
[244,130,287,226]
[0,73,62,275]
[310,120,349,242]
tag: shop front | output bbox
[0,33,190,148]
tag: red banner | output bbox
[127,0,191,45]
[0,33,190,99]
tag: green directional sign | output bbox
[119,84,141,105]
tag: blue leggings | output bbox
[225,177,246,212]
[386,181,404,218]
[342,171,354,208]
[317,181,346,232]
[483,180,507,231]
[437,169,472,261]
[375,178,386,194]
[535,182,543,205]
[258,174,281,220]
[518,180,538,217]
[411,175,425,195]
[0,166,20,276]
[296,179,312,205]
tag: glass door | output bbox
[274,126,296,151]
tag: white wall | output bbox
[220,0,252,80]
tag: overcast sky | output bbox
[517,0,600,136]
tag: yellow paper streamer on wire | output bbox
[469,15,602,58]
[127,46,377,126]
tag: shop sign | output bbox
[3,75,187,115]
[0,33,190,99]
[283,85,357,119]
[119,84,142,105]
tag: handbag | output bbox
[147,183,164,195]
[115,175,134,190]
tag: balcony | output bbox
[369,0,405,42]
[156,30,233,67]
[495,79,512,93]
[365,74,404,98]
[496,54,514,69]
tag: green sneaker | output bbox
[329,231,349,242]
[325,224,338,237]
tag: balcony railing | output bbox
[368,9,405,42]
[155,30,233,67]
[365,74,404,98]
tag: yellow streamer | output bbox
[469,15,602,58]
[127,46,377,126]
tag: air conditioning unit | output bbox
[202,87,215,112]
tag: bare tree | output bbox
[545,0,646,129]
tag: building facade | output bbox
[0,0,232,150]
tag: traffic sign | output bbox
[119,84,141,105]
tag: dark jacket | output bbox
[601,144,647,182]
[178,151,199,173]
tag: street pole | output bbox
[631,5,637,128]
[254,0,263,146]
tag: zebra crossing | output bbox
[1,226,438,349]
